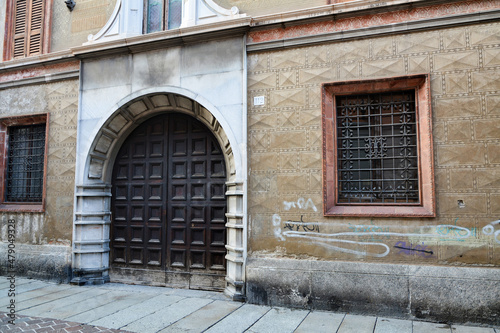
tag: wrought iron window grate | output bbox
[6,124,46,202]
[336,90,419,204]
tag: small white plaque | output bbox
[253,96,265,106]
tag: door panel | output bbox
[111,113,227,284]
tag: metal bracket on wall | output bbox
[65,0,76,11]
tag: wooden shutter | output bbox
[11,0,44,59]
[27,0,44,57]
[13,0,27,58]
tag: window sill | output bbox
[0,203,45,213]
[324,205,435,217]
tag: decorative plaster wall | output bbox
[0,79,79,281]
[246,20,500,325]
[214,0,325,17]
[51,0,117,52]
[247,22,500,266]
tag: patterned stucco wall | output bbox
[51,0,117,52]
[247,22,500,266]
[215,0,325,17]
[0,79,79,245]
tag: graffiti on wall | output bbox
[272,198,499,258]
[437,218,477,242]
[482,220,500,244]
[394,241,434,258]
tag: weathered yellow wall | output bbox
[247,22,500,266]
[51,0,117,52]
[0,79,79,245]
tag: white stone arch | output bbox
[72,90,245,300]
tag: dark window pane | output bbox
[168,0,182,29]
[336,90,419,204]
[6,124,45,202]
[147,0,164,33]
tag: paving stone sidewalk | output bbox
[0,277,498,333]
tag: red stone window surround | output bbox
[0,114,48,212]
[322,74,435,217]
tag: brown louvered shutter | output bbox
[27,0,44,57]
[13,0,27,59]
[12,0,44,59]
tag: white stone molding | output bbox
[72,93,245,300]
[71,184,112,285]
[224,181,245,300]
[85,0,143,45]
[181,0,244,28]
[85,0,244,44]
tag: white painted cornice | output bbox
[0,50,75,72]
[85,0,246,45]
[73,16,252,59]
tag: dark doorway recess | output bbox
[110,113,227,290]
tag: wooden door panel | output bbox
[111,113,226,277]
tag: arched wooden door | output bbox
[110,113,227,290]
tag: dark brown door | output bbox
[111,113,227,285]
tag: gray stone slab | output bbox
[90,294,186,329]
[451,325,496,333]
[19,288,109,318]
[374,317,412,333]
[2,280,49,295]
[14,286,86,311]
[167,287,228,300]
[413,321,452,333]
[337,314,377,333]
[246,307,309,333]
[1,284,74,308]
[95,282,176,294]
[295,311,345,333]
[131,48,181,92]
[409,271,499,324]
[124,297,213,333]
[32,290,129,320]
[17,283,73,299]
[65,291,154,323]
[158,300,241,333]
[82,54,132,90]
[181,38,244,77]
[204,304,270,333]
[0,277,32,288]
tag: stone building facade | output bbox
[0,0,499,325]
[246,12,500,324]
[0,0,116,281]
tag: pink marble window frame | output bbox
[322,74,435,217]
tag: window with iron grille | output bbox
[145,0,182,33]
[336,90,419,204]
[6,124,46,202]
[322,75,435,217]
[0,114,47,211]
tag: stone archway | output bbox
[71,93,245,300]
